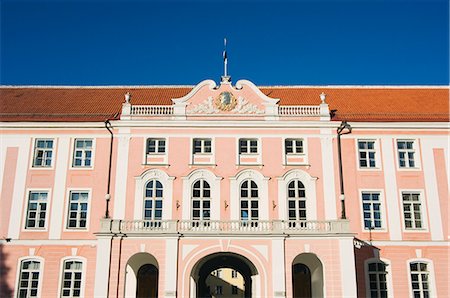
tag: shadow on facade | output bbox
[353,238,384,297]
[0,244,13,297]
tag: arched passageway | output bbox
[124,253,159,298]
[136,264,158,298]
[191,252,259,298]
[292,253,324,298]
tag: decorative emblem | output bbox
[214,91,237,111]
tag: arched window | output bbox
[367,261,388,298]
[288,180,306,221]
[61,260,83,297]
[240,180,259,221]
[17,259,42,297]
[192,179,211,221]
[144,180,163,220]
[409,261,431,298]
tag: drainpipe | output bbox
[337,121,352,219]
[105,120,114,218]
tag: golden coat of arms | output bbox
[214,91,237,111]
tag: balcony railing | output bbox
[278,106,321,116]
[99,219,350,236]
[130,105,174,116]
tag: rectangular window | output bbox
[239,138,258,154]
[397,140,416,168]
[18,260,41,297]
[61,260,83,297]
[358,140,376,168]
[362,192,383,230]
[67,191,89,229]
[146,138,166,154]
[402,192,423,229]
[215,285,223,295]
[285,138,303,154]
[232,285,238,295]
[368,262,388,298]
[33,139,54,167]
[193,138,212,154]
[73,139,93,167]
[25,192,48,229]
[231,269,238,278]
[410,262,430,298]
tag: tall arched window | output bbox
[367,261,388,298]
[192,180,211,221]
[409,261,431,298]
[17,259,42,297]
[288,180,306,221]
[144,180,163,220]
[240,180,259,221]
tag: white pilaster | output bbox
[113,129,131,219]
[422,139,445,240]
[49,137,70,239]
[320,131,337,219]
[164,237,178,297]
[339,238,357,297]
[94,237,112,297]
[381,138,402,240]
[7,137,31,239]
[272,238,286,297]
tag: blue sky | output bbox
[1,0,448,85]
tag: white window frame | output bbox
[239,179,260,221]
[58,257,86,298]
[143,137,169,165]
[357,139,381,170]
[239,138,259,154]
[14,257,44,298]
[191,179,211,221]
[134,169,174,220]
[31,138,55,168]
[23,189,51,231]
[193,138,212,154]
[182,169,221,221]
[287,179,307,221]
[400,190,428,232]
[396,139,421,170]
[230,170,269,221]
[407,259,437,298]
[284,138,304,154]
[282,137,308,166]
[146,138,166,154]
[359,190,387,231]
[277,170,318,221]
[64,189,91,231]
[364,258,393,298]
[236,137,262,166]
[71,138,94,168]
[143,179,164,220]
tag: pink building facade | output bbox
[0,77,448,298]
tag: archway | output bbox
[191,252,258,298]
[124,253,159,298]
[292,253,324,298]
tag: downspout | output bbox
[104,119,114,297]
[336,121,352,219]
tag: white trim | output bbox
[230,169,269,221]
[364,258,394,298]
[142,137,169,165]
[394,138,422,171]
[49,136,70,239]
[29,138,56,169]
[181,169,222,220]
[282,136,308,166]
[399,189,429,232]
[57,256,87,298]
[320,131,337,219]
[339,238,357,297]
[0,239,99,245]
[62,188,92,232]
[277,169,318,221]
[380,138,402,241]
[14,256,45,298]
[421,139,446,241]
[94,237,112,297]
[271,238,286,296]
[371,240,449,246]
[406,258,437,298]
[356,138,382,171]
[21,188,52,232]
[236,137,262,166]
[133,169,174,220]
[164,237,178,295]
[190,137,216,166]
[69,137,96,170]
[171,79,216,104]
[113,128,131,219]
[358,189,387,232]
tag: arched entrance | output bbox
[124,253,159,298]
[191,252,258,298]
[292,253,324,298]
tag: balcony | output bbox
[98,219,350,236]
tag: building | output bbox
[0,75,448,298]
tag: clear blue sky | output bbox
[1,0,448,86]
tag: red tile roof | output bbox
[0,86,448,122]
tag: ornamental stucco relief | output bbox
[187,96,264,114]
